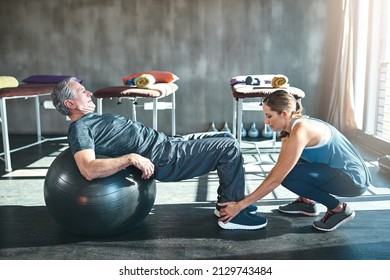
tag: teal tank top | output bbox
[293,118,372,186]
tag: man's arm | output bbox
[73,149,155,181]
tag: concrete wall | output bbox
[0,0,336,135]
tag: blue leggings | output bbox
[153,132,245,202]
[282,162,367,209]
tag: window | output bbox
[354,0,390,151]
[377,62,390,141]
[376,0,390,142]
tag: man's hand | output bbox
[129,153,155,179]
[74,150,155,180]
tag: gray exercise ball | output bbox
[44,148,156,237]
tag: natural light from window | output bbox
[355,0,390,144]
[376,0,390,142]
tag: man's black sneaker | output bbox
[218,209,267,230]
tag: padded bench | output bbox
[231,84,306,144]
[94,83,178,135]
[0,83,65,172]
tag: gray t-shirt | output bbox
[68,112,168,163]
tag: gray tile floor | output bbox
[0,135,390,260]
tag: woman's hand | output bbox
[217,201,242,223]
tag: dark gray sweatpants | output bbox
[153,132,245,202]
